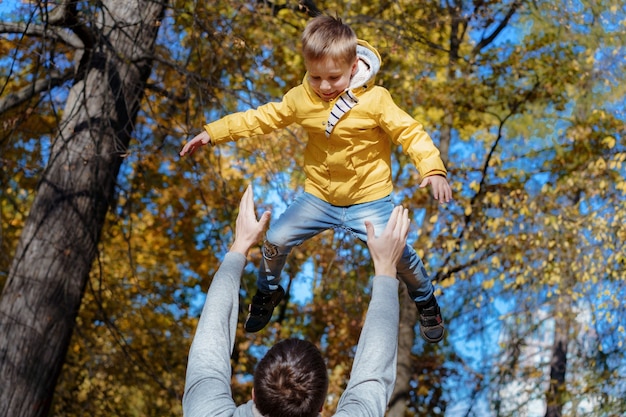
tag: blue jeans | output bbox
[258,192,434,304]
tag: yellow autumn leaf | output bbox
[602,136,616,149]
[440,276,456,288]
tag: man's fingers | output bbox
[259,211,271,227]
[364,220,374,240]
[241,185,251,210]
[400,208,410,239]
[386,206,401,233]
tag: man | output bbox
[183,185,409,417]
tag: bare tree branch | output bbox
[0,22,84,49]
[44,0,75,26]
[0,69,73,114]
[39,0,96,48]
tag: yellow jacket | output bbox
[205,41,447,206]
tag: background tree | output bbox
[0,1,166,416]
[1,0,624,416]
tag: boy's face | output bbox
[306,57,358,101]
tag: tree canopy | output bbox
[1,1,625,416]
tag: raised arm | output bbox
[179,88,299,157]
[334,206,409,416]
[182,186,270,417]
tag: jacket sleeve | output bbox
[375,88,447,179]
[333,275,400,417]
[204,88,299,144]
[182,252,246,417]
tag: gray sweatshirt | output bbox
[183,252,399,417]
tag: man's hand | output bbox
[420,175,452,203]
[364,205,410,277]
[180,130,211,157]
[230,185,271,255]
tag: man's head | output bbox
[253,338,329,417]
[302,15,358,101]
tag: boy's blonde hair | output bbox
[301,15,357,65]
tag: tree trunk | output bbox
[0,1,165,416]
[544,296,571,417]
[388,286,418,417]
[387,48,454,417]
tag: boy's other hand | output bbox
[180,130,211,157]
[420,175,452,203]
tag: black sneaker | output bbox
[415,296,445,343]
[244,286,285,333]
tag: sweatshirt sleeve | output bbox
[375,88,447,179]
[182,252,247,417]
[204,88,299,144]
[333,275,400,417]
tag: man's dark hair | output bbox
[254,338,329,417]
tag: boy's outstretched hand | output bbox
[420,175,452,203]
[180,130,211,157]
[364,205,410,277]
[230,185,271,256]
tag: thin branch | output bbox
[433,246,499,282]
[471,1,522,56]
[254,0,322,17]
[145,82,189,103]
[297,0,322,17]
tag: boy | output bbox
[180,15,452,343]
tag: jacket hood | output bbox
[350,39,381,90]
[321,40,382,137]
